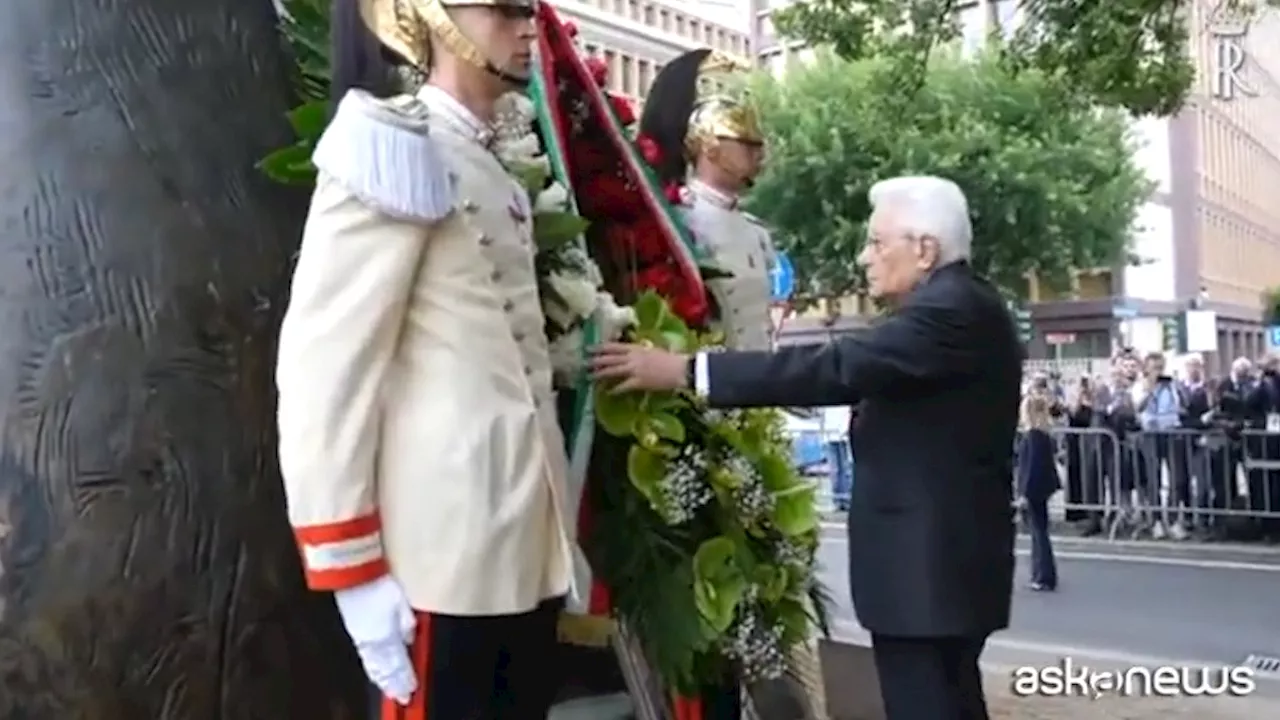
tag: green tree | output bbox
[746,52,1151,300]
[772,0,1279,117]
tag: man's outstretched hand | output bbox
[590,342,690,393]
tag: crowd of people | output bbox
[1018,349,1280,544]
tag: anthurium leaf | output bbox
[626,443,669,501]
[533,212,589,250]
[755,565,789,603]
[755,450,801,491]
[633,291,671,331]
[647,411,686,443]
[660,330,691,352]
[772,483,819,536]
[692,537,747,633]
[595,384,642,437]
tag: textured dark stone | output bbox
[0,1,365,717]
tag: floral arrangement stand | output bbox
[524,5,826,720]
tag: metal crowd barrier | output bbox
[1048,426,1280,540]
[790,426,1280,540]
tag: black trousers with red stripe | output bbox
[376,597,564,720]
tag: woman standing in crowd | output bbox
[1017,394,1061,591]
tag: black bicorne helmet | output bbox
[638,49,713,186]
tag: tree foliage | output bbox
[745,52,1152,300]
[772,0,1279,117]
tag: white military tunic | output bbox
[679,178,776,351]
[276,86,574,617]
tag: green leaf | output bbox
[626,443,669,503]
[511,161,551,194]
[595,386,643,437]
[755,450,801,492]
[772,483,819,536]
[691,537,747,633]
[287,100,329,140]
[754,565,790,603]
[646,411,686,443]
[257,143,316,185]
[632,291,671,332]
[533,211,589,251]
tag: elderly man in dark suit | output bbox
[591,176,1022,720]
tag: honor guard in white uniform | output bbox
[640,49,778,354]
[639,49,829,720]
[275,1,574,718]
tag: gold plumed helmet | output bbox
[358,0,537,82]
[638,48,763,183]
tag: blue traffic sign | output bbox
[770,251,795,302]
[1267,325,1280,348]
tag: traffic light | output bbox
[1161,316,1183,353]
[1014,308,1032,344]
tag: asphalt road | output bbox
[817,523,1280,696]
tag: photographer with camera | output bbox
[1134,352,1188,539]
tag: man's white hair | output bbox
[869,175,972,266]
[1232,356,1252,374]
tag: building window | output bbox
[621,55,634,95]
[643,2,654,25]
[690,20,701,41]
[676,14,685,36]
[627,0,638,20]
[604,49,617,87]
[717,29,726,48]
[638,58,652,95]
[660,9,670,31]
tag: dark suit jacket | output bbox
[703,262,1020,638]
[1017,429,1061,502]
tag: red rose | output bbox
[635,134,662,166]
[634,264,709,327]
[662,182,683,205]
[608,94,636,126]
[584,56,609,87]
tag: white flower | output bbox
[496,132,542,166]
[549,326,586,386]
[545,272,599,328]
[534,182,570,214]
[595,292,637,341]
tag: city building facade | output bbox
[753,0,1280,366]
[551,0,752,102]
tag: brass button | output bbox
[503,299,515,312]
[514,331,525,342]
[491,269,502,282]
[524,365,533,375]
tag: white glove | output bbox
[333,575,418,706]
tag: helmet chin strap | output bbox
[484,60,529,88]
